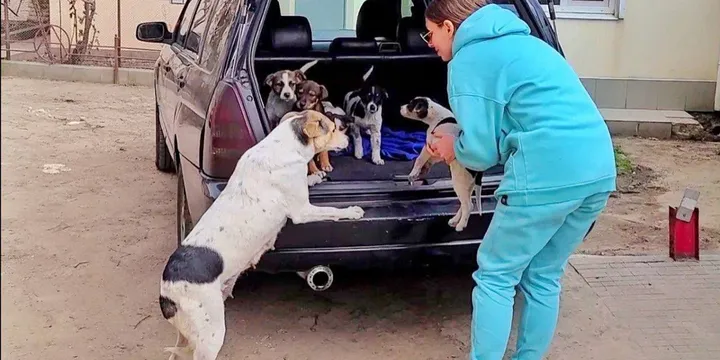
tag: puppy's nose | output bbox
[298,101,306,108]
[368,104,377,112]
[282,92,291,99]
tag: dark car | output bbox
[136,0,565,288]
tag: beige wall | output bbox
[555,0,720,81]
[49,0,720,84]
[49,0,184,51]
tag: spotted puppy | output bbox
[263,59,318,129]
[343,66,388,165]
[400,96,482,232]
[294,80,354,181]
[159,110,364,360]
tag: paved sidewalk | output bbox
[569,255,720,360]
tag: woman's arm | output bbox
[450,94,504,171]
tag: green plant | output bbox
[614,146,633,175]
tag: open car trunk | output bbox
[247,0,506,186]
[253,56,452,182]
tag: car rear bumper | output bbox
[200,173,498,272]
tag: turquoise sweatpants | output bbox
[470,191,611,360]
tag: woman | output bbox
[422,1,617,359]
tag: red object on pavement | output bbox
[669,206,700,261]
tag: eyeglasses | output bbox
[420,30,432,44]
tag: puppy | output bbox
[264,59,318,129]
[343,66,388,165]
[400,96,482,232]
[159,110,364,360]
[293,80,353,179]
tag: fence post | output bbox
[3,0,11,60]
[113,34,120,84]
[117,0,121,68]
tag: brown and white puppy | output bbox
[160,110,362,360]
[293,80,353,180]
[264,60,318,129]
[400,96,482,232]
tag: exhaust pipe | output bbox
[297,265,334,292]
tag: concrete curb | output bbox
[1,60,153,87]
[601,108,702,139]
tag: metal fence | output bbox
[1,0,179,73]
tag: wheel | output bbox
[156,102,175,173]
[177,162,194,246]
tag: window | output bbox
[185,0,212,54]
[279,0,414,41]
[539,0,621,18]
[200,0,240,70]
[175,0,200,46]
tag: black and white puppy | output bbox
[343,66,388,165]
[400,96,482,232]
[264,59,318,129]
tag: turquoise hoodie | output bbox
[449,4,617,206]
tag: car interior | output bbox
[251,0,514,181]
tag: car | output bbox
[136,0,565,289]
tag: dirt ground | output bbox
[0,77,715,359]
[582,137,720,255]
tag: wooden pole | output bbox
[3,0,11,60]
[113,34,119,84]
[116,0,121,67]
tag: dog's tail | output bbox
[299,59,319,74]
[164,346,193,360]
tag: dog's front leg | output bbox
[408,146,432,183]
[448,162,476,232]
[289,204,365,224]
[318,151,333,172]
[351,126,364,160]
[370,128,384,165]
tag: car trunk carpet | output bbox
[332,126,426,161]
[324,156,450,181]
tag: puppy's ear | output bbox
[319,85,329,100]
[293,70,307,83]
[264,73,275,87]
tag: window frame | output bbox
[539,0,625,19]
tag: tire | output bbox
[176,162,194,246]
[155,103,175,173]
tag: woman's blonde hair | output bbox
[424,0,488,29]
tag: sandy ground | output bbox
[0,77,715,359]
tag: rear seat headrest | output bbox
[356,0,400,40]
[271,16,312,53]
[397,17,433,54]
[329,38,379,56]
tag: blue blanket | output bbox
[332,126,427,161]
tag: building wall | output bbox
[555,0,720,82]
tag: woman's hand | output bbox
[428,132,456,164]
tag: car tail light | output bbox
[202,80,256,178]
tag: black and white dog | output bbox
[400,96,482,232]
[263,60,318,129]
[159,110,364,359]
[343,66,388,165]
